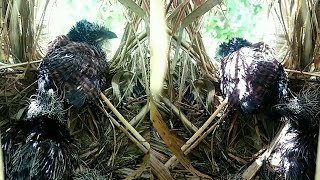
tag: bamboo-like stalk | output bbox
[316,125,320,180]
[285,68,320,77]
[98,104,148,154]
[242,123,287,180]
[165,98,228,168]
[129,103,149,126]
[0,60,42,70]
[100,92,150,151]
[161,96,198,133]
[170,109,229,168]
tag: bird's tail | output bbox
[27,81,65,123]
[2,87,76,179]
[2,119,75,180]
[272,90,320,179]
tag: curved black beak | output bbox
[105,30,117,39]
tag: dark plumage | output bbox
[2,91,76,180]
[216,37,252,59]
[39,20,117,107]
[0,20,116,179]
[218,37,288,113]
[273,92,320,179]
[67,20,117,47]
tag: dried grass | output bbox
[1,0,320,179]
[0,0,150,179]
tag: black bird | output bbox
[218,37,288,113]
[2,90,75,180]
[273,91,320,179]
[1,19,116,180]
[39,20,117,107]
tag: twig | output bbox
[98,104,148,154]
[242,123,287,180]
[285,68,320,77]
[165,98,228,168]
[161,96,198,133]
[0,60,42,70]
[0,130,5,180]
[170,109,229,168]
[100,92,150,151]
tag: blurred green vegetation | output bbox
[201,0,269,60]
[47,0,267,61]
[46,0,125,56]
[65,0,124,28]
[203,0,264,41]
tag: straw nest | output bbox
[1,0,320,179]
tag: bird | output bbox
[39,19,117,107]
[272,91,320,180]
[1,19,117,180]
[218,37,288,113]
[2,90,76,180]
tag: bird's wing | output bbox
[240,47,281,113]
[220,44,285,113]
[39,42,107,107]
[46,35,70,54]
[220,48,248,106]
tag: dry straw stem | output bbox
[100,92,150,151]
[150,0,169,99]
[242,123,287,180]
[170,0,221,74]
[285,68,320,77]
[0,60,42,70]
[118,0,146,19]
[110,30,147,68]
[151,150,174,180]
[171,109,229,168]
[119,2,150,97]
[125,153,150,180]
[98,104,148,154]
[165,98,228,168]
[272,0,320,70]
[150,101,212,179]
[161,96,199,133]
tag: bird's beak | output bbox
[105,30,117,39]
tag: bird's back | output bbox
[220,42,287,113]
[39,40,108,107]
[38,20,115,108]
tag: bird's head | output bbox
[216,37,252,60]
[67,19,117,47]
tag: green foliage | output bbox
[54,0,125,55]
[65,0,124,26]
[204,0,264,42]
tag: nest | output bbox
[0,1,150,179]
[1,0,320,179]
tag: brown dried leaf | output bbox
[150,101,212,179]
[150,150,174,180]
